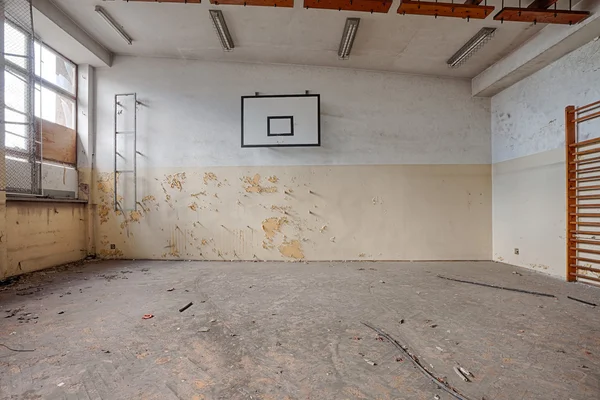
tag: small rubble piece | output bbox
[210,319,216,323]
[453,366,469,382]
[57,311,64,315]
[179,302,193,313]
[380,280,385,284]
[199,327,210,332]
[364,358,377,366]
[512,271,522,276]
[142,314,154,319]
[167,288,175,292]
[434,395,440,400]
[399,319,405,324]
[459,366,474,378]
[430,324,438,328]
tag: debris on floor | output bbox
[567,296,597,307]
[453,366,469,382]
[362,322,474,400]
[199,327,210,332]
[142,314,154,319]
[179,302,193,312]
[437,275,556,298]
[363,358,377,366]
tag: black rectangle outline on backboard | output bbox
[241,94,321,148]
[267,116,294,137]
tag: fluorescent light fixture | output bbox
[338,18,360,60]
[209,10,234,52]
[95,6,133,45]
[447,27,496,68]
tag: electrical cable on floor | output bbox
[0,343,35,352]
[362,322,475,400]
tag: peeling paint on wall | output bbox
[243,174,277,194]
[261,217,287,241]
[279,239,304,259]
[165,172,186,191]
[204,172,218,184]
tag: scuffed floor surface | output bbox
[0,261,599,400]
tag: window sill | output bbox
[6,196,87,204]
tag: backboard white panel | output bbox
[242,94,320,147]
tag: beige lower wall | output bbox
[93,164,492,261]
[492,149,565,278]
[3,201,87,278]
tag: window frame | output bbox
[4,18,78,195]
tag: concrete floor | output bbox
[0,261,599,400]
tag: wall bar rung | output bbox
[569,230,600,236]
[571,247,600,256]
[572,147,600,157]
[569,213,600,217]
[569,136,600,148]
[573,110,600,124]
[570,264,600,273]
[569,256,600,264]
[569,221,600,227]
[571,204,600,209]
[572,239,600,245]
[569,176,600,183]
[574,99,600,113]
[569,165,600,174]
[569,273,600,284]
[569,155,600,166]
[569,195,600,200]
[569,185,600,191]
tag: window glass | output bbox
[5,70,27,113]
[4,22,27,68]
[35,84,76,129]
[35,43,76,95]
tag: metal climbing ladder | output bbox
[114,93,138,211]
[566,100,600,286]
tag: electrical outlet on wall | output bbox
[514,248,519,255]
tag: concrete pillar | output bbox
[0,1,8,278]
[77,64,96,256]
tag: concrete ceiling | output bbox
[37,0,558,78]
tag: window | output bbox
[4,18,77,194]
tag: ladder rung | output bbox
[570,213,600,217]
[116,170,134,173]
[569,185,600,191]
[569,195,600,200]
[569,136,600,148]
[569,155,600,165]
[569,221,600,227]
[569,165,600,174]
[572,238,600,245]
[571,247,600,256]
[571,204,600,208]
[569,176,600,182]
[569,273,600,284]
[569,256,600,264]
[572,147,600,157]
[116,131,135,134]
[569,230,600,235]
[570,264,600,273]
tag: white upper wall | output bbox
[94,56,491,170]
[491,38,600,164]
